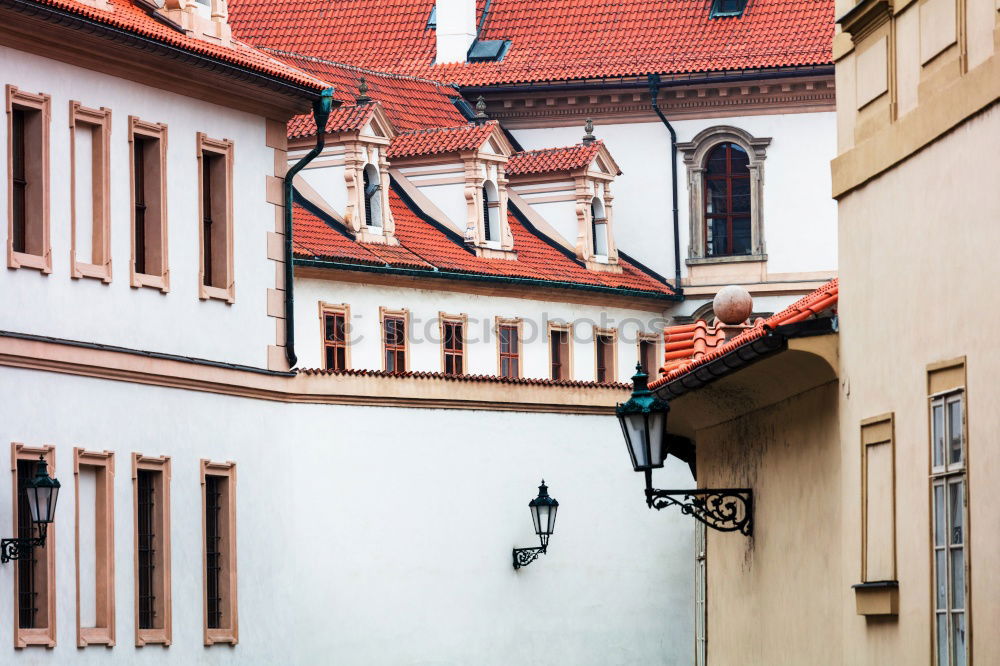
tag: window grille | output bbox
[16,459,38,629]
[137,469,156,630]
[205,475,223,630]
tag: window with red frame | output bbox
[383,316,406,374]
[443,321,464,375]
[550,329,570,380]
[323,312,347,371]
[499,325,519,378]
[596,334,615,383]
[704,142,751,257]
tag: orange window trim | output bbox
[129,116,169,292]
[319,301,351,371]
[132,453,172,647]
[380,307,409,374]
[201,459,238,646]
[74,448,115,647]
[11,442,57,648]
[68,101,112,283]
[6,86,52,273]
[196,133,235,304]
[594,327,618,383]
[439,312,468,375]
[496,317,523,379]
[548,321,573,381]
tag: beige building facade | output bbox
[648,0,1000,663]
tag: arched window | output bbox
[482,180,500,243]
[362,164,381,228]
[703,142,751,257]
[591,197,608,257]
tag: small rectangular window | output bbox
[6,86,51,273]
[497,319,521,378]
[710,0,747,18]
[595,329,617,383]
[130,117,169,291]
[441,314,466,375]
[549,324,571,381]
[201,460,237,646]
[381,308,409,374]
[320,303,351,371]
[197,133,234,303]
[133,454,171,647]
[860,414,895,583]
[12,443,57,648]
[74,448,115,647]
[69,101,112,282]
[638,335,660,377]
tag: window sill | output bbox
[71,260,112,283]
[686,253,767,266]
[15,626,57,648]
[852,580,899,616]
[199,283,235,304]
[205,627,238,646]
[136,628,171,647]
[131,270,170,292]
[79,626,114,648]
[8,249,52,273]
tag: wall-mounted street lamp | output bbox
[512,480,558,569]
[617,364,752,536]
[1,456,61,563]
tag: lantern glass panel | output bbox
[648,410,668,468]
[547,504,558,534]
[535,505,551,536]
[530,503,541,535]
[623,411,650,470]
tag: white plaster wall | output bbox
[414,181,468,230]
[0,366,696,665]
[513,111,838,279]
[521,199,579,248]
[0,48,277,368]
[296,278,670,383]
[300,162,348,216]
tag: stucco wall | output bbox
[0,365,696,664]
[294,277,669,383]
[695,381,842,665]
[0,48,277,368]
[512,112,838,281]
[837,104,1000,665]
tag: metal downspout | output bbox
[647,74,683,296]
[283,89,334,368]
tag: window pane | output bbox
[731,176,751,213]
[729,143,749,171]
[952,612,966,666]
[949,481,964,546]
[951,547,964,610]
[936,613,948,666]
[948,399,963,466]
[934,484,945,547]
[708,218,728,256]
[935,549,947,610]
[335,347,346,371]
[385,350,395,373]
[932,403,944,468]
[706,179,727,214]
[732,218,751,255]
[706,145,728,175]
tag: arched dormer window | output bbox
[704,142,750,257]
[678,126,771,262]
[363,164,382,228]
[591,197,608,257]
[482,180,500,243]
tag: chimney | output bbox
[436,0,476,64]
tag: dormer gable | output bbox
[506,130,622,273]
[159,0,233,46]
[388,121,518,259]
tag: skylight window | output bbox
[426,6,436,30]
[467,39,511,63]
[710,0,748,18]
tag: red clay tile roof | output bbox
[269,51,466,133]
[31,0,325,91]
[387,121,499,158]
[293,189,676,298]
[228,0,834,86]
[299,366,630,389]
[289,103,378,139]
[649,278,839,387]
[506,142,604,176]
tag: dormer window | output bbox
[363,164,382,228]
[482,181,500,244]
[591,197,608,258]
[710,0,747,18]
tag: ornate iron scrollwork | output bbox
[512,546,546,570]
[1,536,44,563]
[646,488,753,536]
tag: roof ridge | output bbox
[258,46,455,88]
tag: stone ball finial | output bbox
[712,285,753,325]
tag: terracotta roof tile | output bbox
[506,142,606,175]
[32,0,326,91]
[649,278,839,387]
[387,121,499,158]
[299,366,630,389]
[288,103,378,139]
[229,0,834,86]
[293,189,676,298]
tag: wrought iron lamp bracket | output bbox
[646,487,753,536]
[512,545,546,570]
[1,523,48,564]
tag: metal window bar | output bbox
[12,109,27,254]
[134,137,147,275]
[202,153,213,287]
[137,470,157,629]
[205,475,223,630]
[324,313,347,371]
[16,459,39,629]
